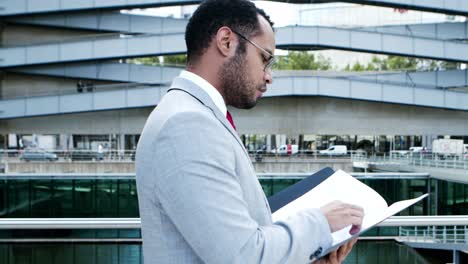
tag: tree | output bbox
[386,56,418,71]
[344,55,461,72]
[129,57,159,65]
[162,54,187,66]
[274,51,332,70]
[129,54,187,66]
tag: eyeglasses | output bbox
[232,29,276,72]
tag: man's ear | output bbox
[216,26,236,57]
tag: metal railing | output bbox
[0,149,136,162]
[250,150,367,163]
[0,149,366,163]
[399,226,468,244]
[353,152,468,170]
[0,215,466,229]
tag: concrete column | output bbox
[59,134,68,150]
[279,135,286,146]
[453,250,460,264]
[266,135,271,152]
[108,134,112,149]
[424,134,436,150]
[119,134,125,150]
[68,135,74,150]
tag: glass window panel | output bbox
[8,180,30,217]
[30,180,53,217]
[95,180,118,217]
[74,244,97,264]
[96,244,119,264]
[118,180,139,217]
[74,180,95,217]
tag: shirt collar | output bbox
[179,70,227,116]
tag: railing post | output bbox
[465,226,468,244]
[444,226,447,243]
[454,226,457,243]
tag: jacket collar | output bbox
[168,77,249,157]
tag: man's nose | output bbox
[264,70,273,84]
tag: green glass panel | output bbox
[73,180,95,217]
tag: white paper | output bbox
[272,169,428,251]
[272,170,387,223]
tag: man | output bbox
[136,0,364,263]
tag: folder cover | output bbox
[267,167,335,213]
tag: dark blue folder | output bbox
[267,167,335,213]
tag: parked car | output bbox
[319,145,348,156]
[390,150,409,157]
[70,150,100,161]
[20,148,58,161]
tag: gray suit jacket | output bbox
[136,77,332,263]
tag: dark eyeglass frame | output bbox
[231,29,276,72]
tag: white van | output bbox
[271,144,298,155]
[409,146,425,153]
[319,145,347,156]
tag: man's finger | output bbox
[337,240,356,262]
[328,250,339,264]
[349,215,363,227]
[349,224,361,235]
[349,207,365,218]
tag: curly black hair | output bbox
[185,0,274,64]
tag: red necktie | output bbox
[226,111,236,131]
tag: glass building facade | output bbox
[0,240,459,264]
[0,175,466,263]
[1,176,467,219]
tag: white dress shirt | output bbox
[179,70,227,116]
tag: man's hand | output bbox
[313,238,358,264]
[320,201,364,234]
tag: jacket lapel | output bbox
[168,77,250,158]
[170,77,273,215]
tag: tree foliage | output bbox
[274,51,332,70]
[344,55,460,71]
[130,54,187,67]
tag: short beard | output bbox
[219,51,259,110]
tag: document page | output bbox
[272,169,428,251]
[272,170,387,223]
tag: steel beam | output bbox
[358,22,468,41]
[10,62,183,84]
[3,26,468,68]
[6,11,188,34]
[12,64,468,90]
[351,70,468,90]
[274,0,468,16]
[0,33,186,68]
[9,11,468,41]
[2,75,468,119]
[0,0,201,17]
[275,26,468,63]
[3,1,468,17]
